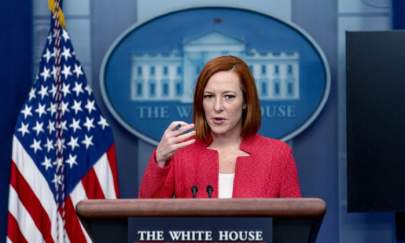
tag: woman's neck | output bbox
[210,131,242,149]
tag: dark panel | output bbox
[393,0,405,29]
[347,31,405,211]
[0,1,33,242]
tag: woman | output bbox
[140,55,301,198]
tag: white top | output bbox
[218,173,235,198]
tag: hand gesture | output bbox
[156,121,196,167]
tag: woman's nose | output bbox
[214,97,224,112]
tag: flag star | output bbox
[61,47,72,61]
[85,85,93,95]
[56,120,68,131]
[30,139,42,153]
[48,103,57,116]
[54,49,59,58]
[69,118,81,132]
[98,116,109,130]
[40,66,51,81]
[55,138,66,151]
[49,84,57,97]
[73,65,83,78]
[61,65,72,80]
[51,66,58,80]
[84,117,95,131]
[21,105,32,119]
[71,100,83,114]
[52,174,62,189]
[85,99,96,114]
[37,85,49,99]
[35,103,47,118]
[67,136,79,151]
[52,28,60,39]
[83,117,95,132]
[29,88,36,101]
[41,156,53,170]
[72,82,84,96]
[82,135,93,149]
[52,46,58,56]
[53,158,63,169]
[17,122,30,137]
[61,83,71,97]
[62,29,70,41]
[44,138,54,152]
[59,101,70,115]
[47,34,52,44]
[43,48,52,63]
[47,120,56,133]
[32,121,44,135]
[66,154,78,168]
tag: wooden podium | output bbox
[77,198,326,243]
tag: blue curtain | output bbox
[393,0,405,29]
[0,1,32,242]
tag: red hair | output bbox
[193,55,261,142]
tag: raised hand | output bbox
[156,121,196,167]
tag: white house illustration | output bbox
[130,32,300,102]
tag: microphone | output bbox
[191,185,198,198]
[206,185,214,198]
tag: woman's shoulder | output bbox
[248,134,291,153]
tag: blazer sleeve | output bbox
[139,149,175,198]
[280,147,302,197]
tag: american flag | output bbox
[6,8,119,243]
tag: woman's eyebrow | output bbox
[203,90,237,94]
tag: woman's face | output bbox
[203,70,245,138]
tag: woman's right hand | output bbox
[156,121,196,167]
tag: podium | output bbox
[77,198,326,243]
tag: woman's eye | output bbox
[203,94,213,99]
[224,95,235,100]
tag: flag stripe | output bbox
[7,213,28,243]
[11,136,58,238]
[8,187,45,243]
[11,136,58,214]
[94,153,117,199]
[63,197,88,243]
[70,183,86,205]
[70,182,92,242]
[107,145,120,197]
[9,161,54,243]
[82,168,105,199]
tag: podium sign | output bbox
[131,217,272,242]
[76,198,326,243]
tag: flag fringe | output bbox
[48,0,66,28]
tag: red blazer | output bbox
[139,134,301,198]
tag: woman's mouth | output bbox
[212,117,226,125]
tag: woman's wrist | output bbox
[156,160,166,168]
[155,152,166,168]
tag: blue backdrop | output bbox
[1,1,405,243]
[0,1,32,242]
